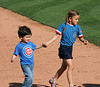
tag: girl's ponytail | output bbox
[63,15,68,34]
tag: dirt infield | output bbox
[0,7,100,87]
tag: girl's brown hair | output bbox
[63,10,80,34]
[65,9,80,25]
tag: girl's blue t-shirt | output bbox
[56,23,83,46]
[14,41,37,65]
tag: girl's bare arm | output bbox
[36,44,43,49]
[79,37,88,45]
[43,33,60,46]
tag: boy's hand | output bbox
[11,54,17,63]
[11,59,14,63]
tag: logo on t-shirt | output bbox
[25,48,32,55]
[73,32,77,37]
[80,30,82,33]
[23,45,33,58]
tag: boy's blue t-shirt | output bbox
[14,41,37,65]
[56,23,83,46]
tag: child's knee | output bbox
[25,74,33,81]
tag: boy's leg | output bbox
[30,65,34,84]
[21,65,34,87]
[63,59,74,87]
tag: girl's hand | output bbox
[84,40,88,45]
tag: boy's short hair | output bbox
[18,26,32,37]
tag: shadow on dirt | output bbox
[83,84,100,87]
[9,83,50,87]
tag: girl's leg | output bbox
[49,59,67,86]
[53,60,67,82]
[63,59,74,87]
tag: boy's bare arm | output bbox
[11,54,17,63]
[36,44,43,49]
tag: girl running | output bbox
[43,10,88,87]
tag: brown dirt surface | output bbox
[0,7,100,87]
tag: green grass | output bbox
[0,0,100,46]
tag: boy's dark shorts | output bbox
[58,44,73,59]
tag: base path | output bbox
[0,7,100,87]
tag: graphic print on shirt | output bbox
[73,32,77,37]
[22,45,33,58]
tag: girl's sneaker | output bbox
[49,78,56,87]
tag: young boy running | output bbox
[11,26,43,87]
